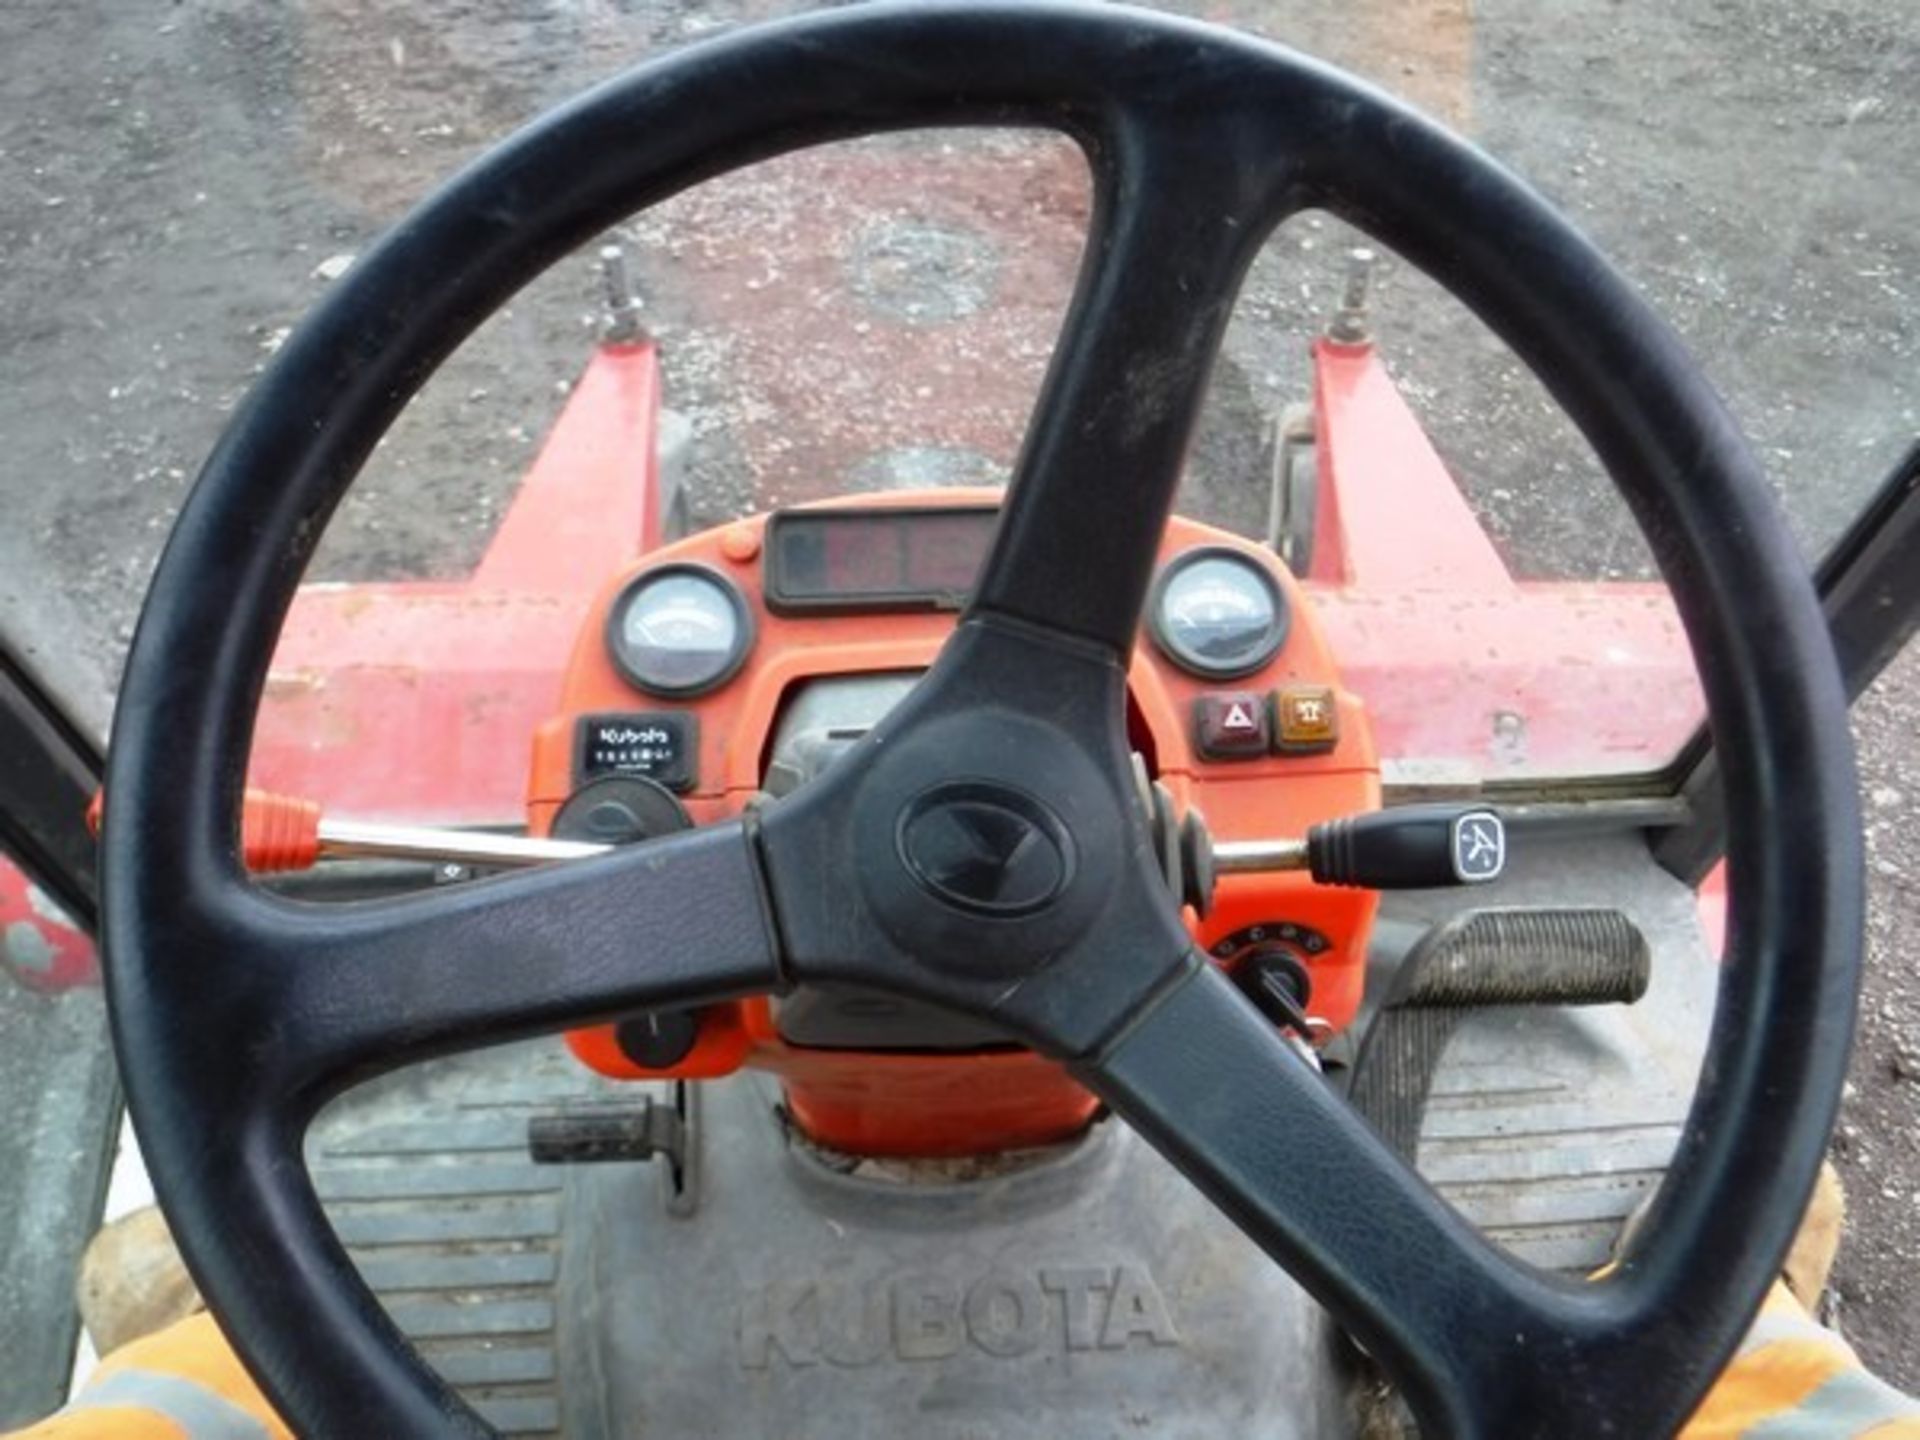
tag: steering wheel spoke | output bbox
[967,112,1290,658]
[163,820,781,1102]
[1081,963,1623,1433]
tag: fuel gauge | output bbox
[607,564,754,697]
[1148,548,1289,679]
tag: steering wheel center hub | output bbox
[897,781,1076,916]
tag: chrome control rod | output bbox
[1210,837,1310,875]
[317,820,610,869]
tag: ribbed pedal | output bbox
[1392,908,1649,1009]
[1350,908,1650,1163]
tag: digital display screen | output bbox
[765,508,999,613]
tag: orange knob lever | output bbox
[87,787,324,874]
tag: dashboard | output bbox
[526,488,1381,1154]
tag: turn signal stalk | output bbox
[88,788,605,874]
[1181,803,1507,916]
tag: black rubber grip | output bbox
[528,1104,681,1165]
[1394,907,1650,1009]
[1306,804,1505,889]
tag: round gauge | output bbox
[606,564,754,697]
[1148,548,1289,679]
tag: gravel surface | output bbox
[1834,641,1920,1387]
[1,0,1915,1400]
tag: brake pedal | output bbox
[1348,908,1650,1160]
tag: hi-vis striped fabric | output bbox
[1682,1284,1920,1439]
[12,1284,1917,1437]
[23,1315,290,1440]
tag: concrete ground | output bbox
[1,0,1915,1406]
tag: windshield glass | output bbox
[2,3,1913,789]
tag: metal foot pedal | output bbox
[1349,908,1650,1161]
[528,1081,700,1219]
[528,1100,684,1167]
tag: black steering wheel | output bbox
[101,4,1863,1436]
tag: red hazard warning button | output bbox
[1194,691,1270,760]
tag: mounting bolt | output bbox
[1325,246,1377,346]
[600,243,647,344]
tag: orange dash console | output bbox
[527,488,1378,1156]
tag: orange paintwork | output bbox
[531,489,1379,1155]
[474,341,664,589]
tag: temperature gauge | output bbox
[1148,548,1289,679]
[607,564,754,697]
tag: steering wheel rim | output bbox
[100,4,1862,1437]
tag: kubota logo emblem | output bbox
[896,781,1076,917]
[738,1264,1180,1369]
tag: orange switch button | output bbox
[1273,685,1339,754]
